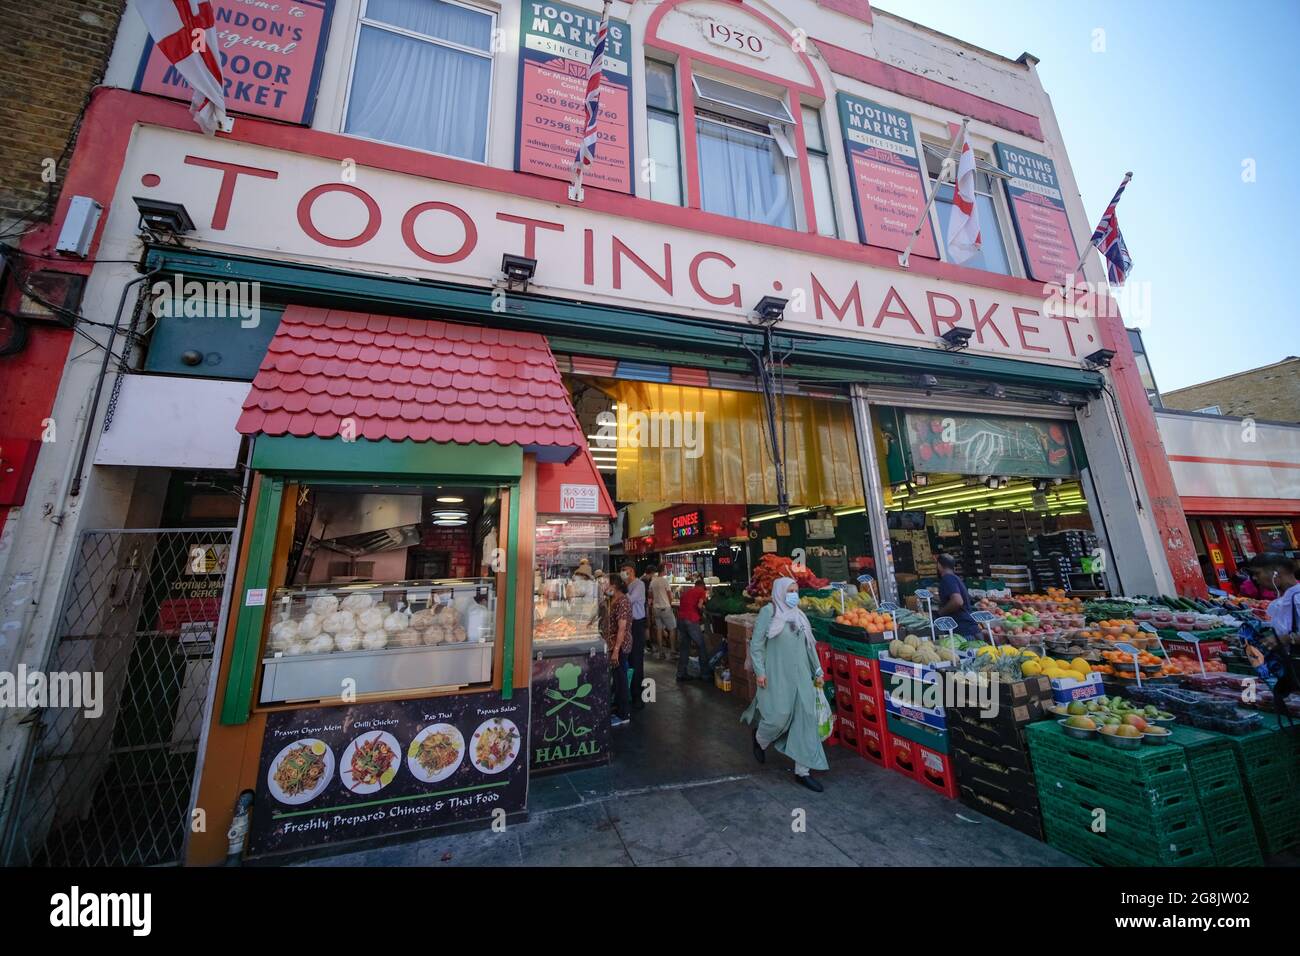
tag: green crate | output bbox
[1255,807,1300,855]
[1027,723,1192,797]
[1205,832,1265,868]
[1039,793,1214,867]
[1033,753,1197,819]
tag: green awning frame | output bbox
[144,247,1104,394]
[220,436,524,725]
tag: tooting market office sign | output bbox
[114,127,1103,363]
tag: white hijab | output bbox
[767,577,817,653]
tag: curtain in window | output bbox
[366,0,493,47]
[346,24,490,161]
[695,120,795,229]
[607,381,864,507]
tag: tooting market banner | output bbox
[133,0,334,125]
[993,143,1076,285]
[836,93,938,258]
[516,1,634,193]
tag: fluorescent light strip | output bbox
[895,482,1083,510]
[749,507,812,523]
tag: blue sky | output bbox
[880,0,1299,391]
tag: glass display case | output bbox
[260,578,495,703]
[533,515,610,646]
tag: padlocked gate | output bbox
[2,528,236,867]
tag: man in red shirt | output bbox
[676,577,713,682]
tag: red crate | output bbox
[915,744,958,799]
[857,721,889,767]
[816,641,833,675]
[835,683,854,716]
[825,721,839,749]
[837,713,859,750]
[850,654,881,695]
[855,687,883,728]
[832,648,852,682]
[886,730,917,779]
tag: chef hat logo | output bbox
[555,662,582,692]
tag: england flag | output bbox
[946,133,982,264]
[135,0,227,135]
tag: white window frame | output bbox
[694,108,802,231]
[644,58,685,206]
[922,137,1023,277]
[688,71,805,232]
[801,104,839,239]
[341,0,498,164]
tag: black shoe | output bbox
[752,729,766,764]
[794,773,824,793]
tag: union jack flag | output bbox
[1089,172,1134,286]
[574,1,612,174]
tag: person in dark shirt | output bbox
[675,577,713,682]
[935,553,980,638]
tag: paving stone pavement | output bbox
[292,656,1081,867]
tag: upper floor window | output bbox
[645,61,683,205]
[693,76,796,230]
[802,105,838,239]
[925,144,1013,275]
[345,0,495,162]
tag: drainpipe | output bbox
[69,267,160,497]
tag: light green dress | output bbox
[741,603,828,772]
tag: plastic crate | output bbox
[855,686,883,729]
[916,744,958,798]
[858,721,888,767]
[886,729,917,779]
[1038,790,1214,867]
[850,654,881,695]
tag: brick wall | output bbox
[0,0,126,231]
[1161,358,1300,424]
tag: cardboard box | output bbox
[1049,671,1103,705]
[958,785,1044,840]
[884,693,948,731]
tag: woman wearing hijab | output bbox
[742,577,829,792]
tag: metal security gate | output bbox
[2,528,235,867]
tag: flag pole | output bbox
[899,118,967,268]
[1062,171,1132,289]
[568,0,612,204]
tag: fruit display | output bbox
[800,590,874,618]
[887,633,959,666]
[959,644,1037,680]
[837,608,895,632]
[746,554,828,598]
[1024,655,1092,681]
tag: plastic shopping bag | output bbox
[815,682,834,741]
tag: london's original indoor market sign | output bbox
[133,0,334,126]
[515,0,634,193]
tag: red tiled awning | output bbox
[236,306,583,462]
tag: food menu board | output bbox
[903,411,1077,479]
[133,0,334,126]
[248,692,527,857]
[993,143,1077,285]
[836,93,937,258]
[515,0,634,192]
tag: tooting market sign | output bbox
[113,128,1102,362]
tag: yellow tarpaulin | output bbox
[608,381,864,507]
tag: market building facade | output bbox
[0,0,1205,866]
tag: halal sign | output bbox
[671,511,702,540]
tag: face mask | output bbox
[784,592,799,609]
[622,571,632,582]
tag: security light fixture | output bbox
[914,473,929,487]
[132,197,195,244]
[913,373,940,391]
[984,383,1007,399]
[501,253,537,291]
[751,295,788,325]
[1050,390,1073,406]
[1084,347,1116,369]
[938,326,973,351]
